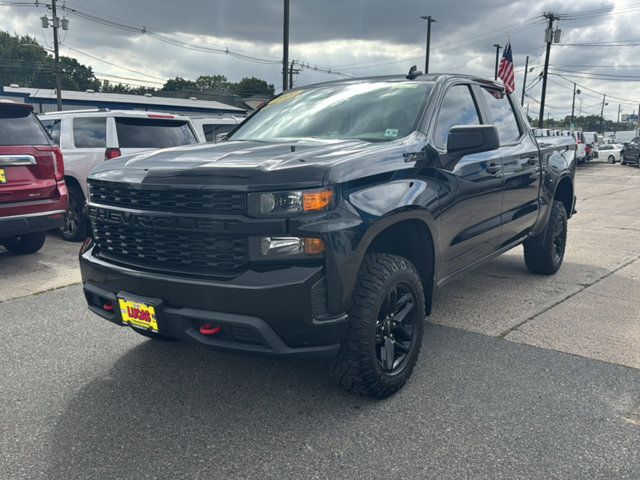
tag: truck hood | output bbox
[88,138,409,191]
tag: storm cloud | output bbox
[1,0,638,121]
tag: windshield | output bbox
[230,81,432,143]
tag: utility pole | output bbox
[570,83,580,125]
[41,0,65,110]
[617,104,621,125]
[600,94,607,134]
[51,0,62,111]
[538,12,560,128]
[493,44,502,80]
[287,60,301,88]
[520,55,529,106]
[282,0,290,91]
[420,15,436,74]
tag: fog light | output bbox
[260,237,304,256]
[251,236,325,261]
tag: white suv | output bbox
[39,109,200,241]
[190,115,244,143]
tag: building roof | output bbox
[1,86,245,113]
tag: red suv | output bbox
[0,101,68,254]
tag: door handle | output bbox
[485,163,500,175]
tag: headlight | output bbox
[248,188,333,217]
[249,236,325,261]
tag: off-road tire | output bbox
[523,200,567,275]
[3,231,46,254]
[334,253,425,399]
[60,185,88,242]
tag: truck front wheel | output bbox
[334,253,425,398]
[523,200,567,275]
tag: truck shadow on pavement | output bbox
[43,330,378,478]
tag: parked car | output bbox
[572,131,587,164]
[582,131,598,160]
[598,143,624,163]
[0,101,67,254]
[39,109,200,241]
[613,130,636,145]
[79,73,576,398]
[533,128,551,137]
[621,136,640,166]
[190,115,244,143]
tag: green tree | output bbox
[0,31,100,91]
[230,76,275,97]
[194,74,229,92]
[162,76,198,93]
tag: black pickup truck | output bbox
[80,72,576,398]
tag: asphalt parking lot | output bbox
[1,161,639,479]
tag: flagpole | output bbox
[493,44,502,80]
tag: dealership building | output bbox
[0,85,246,116]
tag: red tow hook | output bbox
[199,324,222,335]
[103,303,114,312]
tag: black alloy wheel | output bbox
[551,211,566,265]
[375,283,419,374]
[60,185,88,242]
[62,201,80,238]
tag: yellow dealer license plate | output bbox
[0,169,6,184]
[118,297,159,332]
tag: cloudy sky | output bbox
[1,0,639,121]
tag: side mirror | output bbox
[447,125,499,156]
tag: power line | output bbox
[552,74,639,105]
[60,45,168,82]
[57,3,350,78]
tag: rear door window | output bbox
[115,117,197,148]
[479,88,522,145]
[0,107,50,146]
[41,119,61,144]
[73,117,107,148]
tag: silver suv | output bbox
[39,109,200,241]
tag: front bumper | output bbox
[80,245,348,359]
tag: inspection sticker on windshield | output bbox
[265,89,304,107]
[384,129,399,138]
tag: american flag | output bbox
[497,42,515,94]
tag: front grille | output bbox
[92,221,249,276]
[89,181,246,215]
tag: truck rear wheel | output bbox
[334,253,425,398]
[523,200,567,275]
[3,232,46,255]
